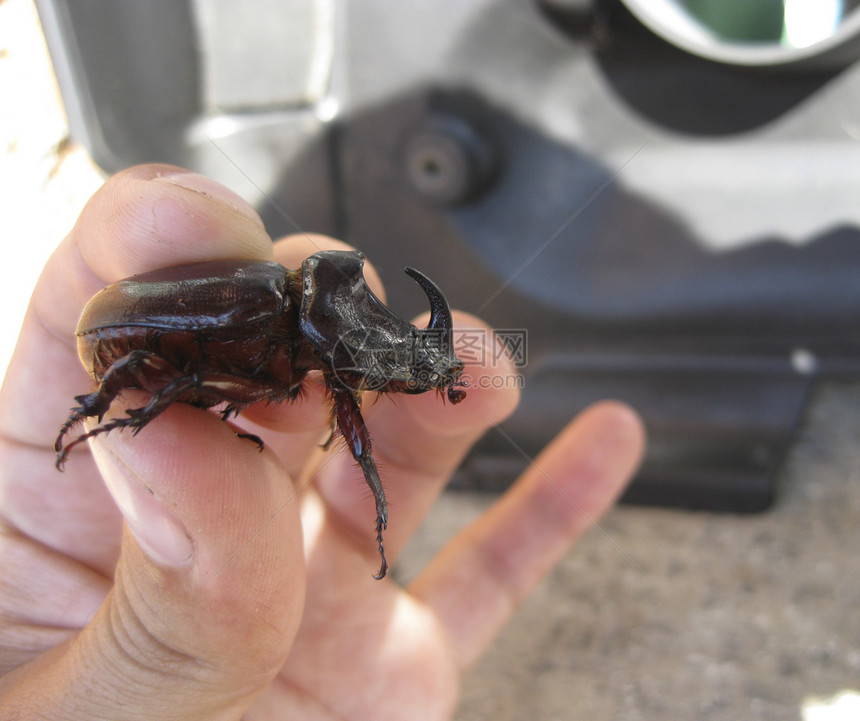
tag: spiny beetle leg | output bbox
[123,374,197,431]
[332,386,389,579]
[56,414,145,469]
[55,361,195,468]
[55,350,183,463]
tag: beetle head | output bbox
[299,251,466,402]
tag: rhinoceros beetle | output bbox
[55,250,466,578]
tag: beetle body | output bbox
[75,261,308,410]
[55,250,466,578]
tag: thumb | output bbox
[9,405,305,720]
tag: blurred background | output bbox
[2,0,860,718]
[0,0,102,382]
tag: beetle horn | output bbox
[404,266,454,340]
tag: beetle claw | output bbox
[236,432,264,451]
[319,421,337,450]
[372,513,389,580]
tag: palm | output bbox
[260,581,456,719]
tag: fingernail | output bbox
[99,453,194,567]
[153,171,264,228]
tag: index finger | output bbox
[411,401,646,669]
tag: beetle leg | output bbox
[56,373,198,468]
[55,352,196,468]
[55,350,177,466]
[331,386,389,579]
[123,375,199,433]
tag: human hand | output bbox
[0,164,645,720]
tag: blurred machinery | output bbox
[37,0,860,510]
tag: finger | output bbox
[410,401,645,669]
[308,315,520,579]
[1,401,305,719]
[0,163,272,573]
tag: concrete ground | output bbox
[3,2,858,719]
[399,380,860,720]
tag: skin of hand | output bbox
[0,164,645,721]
